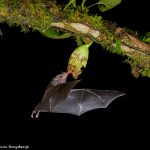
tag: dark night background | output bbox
[0,0,150,146]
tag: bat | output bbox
[31,73,125,118]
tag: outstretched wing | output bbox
[51,89,125,116]
[31,80,80,118]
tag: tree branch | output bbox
[0,0,150,77]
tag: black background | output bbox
[0,0,150,146]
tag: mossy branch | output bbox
[0,0,150,78]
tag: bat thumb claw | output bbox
[31,111,40,118]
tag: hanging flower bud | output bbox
[67,42,92,79]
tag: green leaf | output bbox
[64,0,76,10]
[39,28,71,39]
[143,32,150,43]
[144,38,150,43]
[98,0,121,12]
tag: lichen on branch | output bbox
[0,0,150,78]
[0,0,53,31]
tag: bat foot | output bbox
[31,111,40,118]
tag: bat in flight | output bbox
[31,72,125,118]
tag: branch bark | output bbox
[0,0,150,77]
